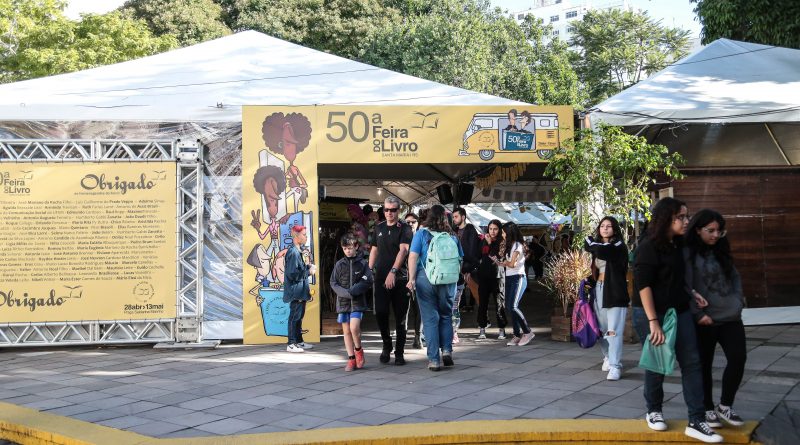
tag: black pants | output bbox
[287,300,306,345]
[409,291,422,340]
[374,276,410,355]
[477,273,506,329]
[696,320,747,409]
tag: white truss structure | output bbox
[0,139,203,347]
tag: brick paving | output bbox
[0,323,798,439]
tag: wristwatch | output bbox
[390,267,398,274]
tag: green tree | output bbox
[544,125,684,243]
[360,1,583,106]
[122,0,231,46]
[1,1,176,83]
[570,9,691,107]
[691,0,800,49]
[229,0,398,60]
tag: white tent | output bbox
[589,39,800,126]
[0,30,520,122]
[464,202,570,228]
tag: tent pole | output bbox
[765,123,792,166]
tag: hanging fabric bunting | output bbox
[475,163,528,190]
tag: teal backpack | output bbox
[424,230,461,285]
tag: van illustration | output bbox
[460,111,560,161]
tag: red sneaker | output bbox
[355,349,365,369]
[345,359,356,372]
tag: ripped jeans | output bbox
[594,281,626,369]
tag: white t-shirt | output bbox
[505,242,526,276]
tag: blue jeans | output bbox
[505,274,530,336]
[287,300,306,345]
[415,270,455,363]
[594,281,627,369]
[632,307,705,422]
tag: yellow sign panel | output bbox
[0,163,177,322]
[241,105,572,344]
[244,105,572,164]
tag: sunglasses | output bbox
[384,208,399,213]
[406,220,418,224]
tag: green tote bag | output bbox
[638,308,677,375]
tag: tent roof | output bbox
[464,202,570,228]
[0,31,521,122]
[589,39,800,126]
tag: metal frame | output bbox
[0,139,203,347]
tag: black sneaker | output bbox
[442,353,454,367]
[394,355,405,366]
[685,421,723,443]
[705,410,722,428]
[715,404,744,427]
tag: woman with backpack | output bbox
[494,222,535,346]
[686,209,746,428]
[584,216,629,381]
[407,205,464,371]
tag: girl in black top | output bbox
[476,219,507,339]
[686,209,746,428]
[584,216,629,381]
[633,197,724,443]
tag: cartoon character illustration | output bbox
[461,110,560,161]
[262,112,312,209]
[251,164,287,273]
[246,244,272,296]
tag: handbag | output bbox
[572,279,602,348]
[638,308,677,375]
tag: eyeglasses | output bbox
[406,220,418,225]
[384,208,399,213]
[702,227,727,238]
[674,214,690,222]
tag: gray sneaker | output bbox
[705,410,723,428]
[498,329,507,340]
[428,360,441,372]
[715,404,744,427]
[478,328,487,339]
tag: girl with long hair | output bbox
[584,216,629,381]
[477,219,507,340]
[686,209,746,428]
[494,222,534,346]
[407,205,464,371]
[633,197,723,443]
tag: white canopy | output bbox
[589,39,800,126]
[464,202,570,228]
[0,31,520,122]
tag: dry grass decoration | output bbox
[542,249,592,317]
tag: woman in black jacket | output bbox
[686,209,746,428]
[584,216,629,381]
[476,219,507,339]
[633,197,723,443]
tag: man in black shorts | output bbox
[369,196,413,365]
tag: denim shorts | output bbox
[337,311,364,323]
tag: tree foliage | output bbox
[360,0,584,106]
[569,9,691,107]
[0,0,176,83]
[691,0,800,49]
[544,125,684,243]
[122,0,231,46]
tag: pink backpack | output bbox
[572,279,602,348]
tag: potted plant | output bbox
[542,249,592,341]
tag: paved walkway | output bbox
[0,324,798,440]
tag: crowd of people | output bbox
[282,196,746,444]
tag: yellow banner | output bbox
[244,105,572,164]
[242,109,320,344]
[0,163,177,322]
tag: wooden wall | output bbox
[672,170,800,308]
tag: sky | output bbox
[491,0,702,37]
[64,0,702,38]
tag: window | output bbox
[566,11,578,19]
[552,30,560,36]
[555,0,562,3]
[567,26,576,33]
[518,13,525,19]
[550,15,559,22]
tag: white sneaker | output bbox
[498,329,507,340]
[602,357,610,371]
[478,328,487,339]
[646,412,668,431]
[506,336,520,346]
[286,343,304,353]
[705,410,723,428]
[517,332,535,346]
[685,421,723,443]
[297,342,313,350]
[606,367,621,381]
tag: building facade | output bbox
[512,0,630,42]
